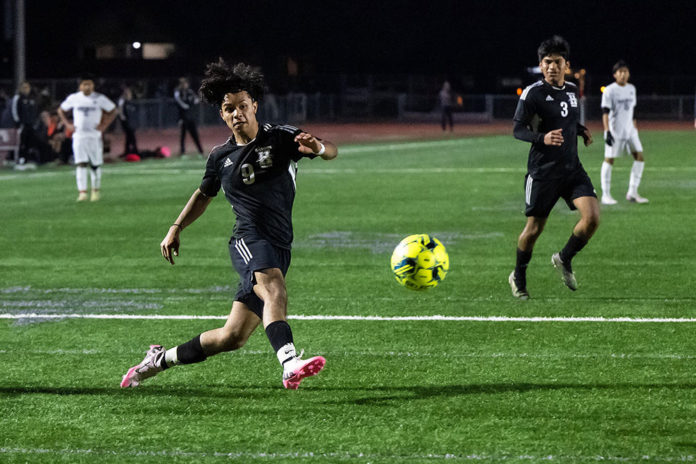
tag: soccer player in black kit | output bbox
[121,60,338,389]
[508,36,599,300]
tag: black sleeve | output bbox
[199,152,221,197]
[281,126,318,162]
[512,95,544,144]
[601,107,610,114]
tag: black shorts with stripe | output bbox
[229,235,292,319]
[524,168,596,218]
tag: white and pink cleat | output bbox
[120,345,165,388]
[282,356,326,390]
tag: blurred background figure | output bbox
[11,81,41,166]
[118,85,139,156]
[439,81,454,132]
[174,77,203,156]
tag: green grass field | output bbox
[1,129,695,463]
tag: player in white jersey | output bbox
[58,76,117,202]
[600,61,648,205]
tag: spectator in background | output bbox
[12,81,42,165]
[41,109,72,164]
[439,81,454,132]
[174,77,204,156]
[118,85,139,156]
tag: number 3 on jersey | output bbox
[560,102,568,117]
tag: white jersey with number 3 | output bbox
[60,91,115,138]
[601,82,637,139]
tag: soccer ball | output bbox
[390,234,449,291]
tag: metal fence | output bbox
[117,94,695,129]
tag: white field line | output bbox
[0,447,693,462]
[0,165,691,181]
[3,313,696,323]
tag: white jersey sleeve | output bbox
[96,93,116,113]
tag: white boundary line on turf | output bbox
[3,313,696,323]
[0,447,693,462]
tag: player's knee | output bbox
[219,328,249,352]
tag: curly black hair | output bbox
[537,35,570,62]
[199,59,265,106]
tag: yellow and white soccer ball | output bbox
[390,234,449,290]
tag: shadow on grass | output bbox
[1,381,695,405]
[0,384,276,399]
[322,381,696,406]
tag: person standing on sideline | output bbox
[600,61,648,204]
[121,59,338,390]
[58,75,117,202]
[509,35,598,300]
[117,85,139,156]
[174,77,204,156]
[11,81,41,165]
[439,81,454,132]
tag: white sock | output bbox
[600,161,612,198]
[277,343,297,369]
[628,160,644,197]
[89,166,102,191]
[76,166,88,192]
[164,347,181,367]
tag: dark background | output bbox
[3,0,696,93]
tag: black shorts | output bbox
[229,235,291,319]
[524,169,596,218]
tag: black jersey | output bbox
[513,80,586,179]
[199,123,316,249]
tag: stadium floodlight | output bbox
[132,42,142,49]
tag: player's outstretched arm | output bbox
[294,132,338,160]
[160,188,213,265]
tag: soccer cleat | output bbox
[601,195,617,205]
[551,253,577,291]
[76,192,88,202]
[626,193,648,204]
[508,271,529,300]
[90,190,100,202]
[120,345,165,388]
[282,355,326,390]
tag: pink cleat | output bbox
[282,356,326,390]
[120,345,165,388]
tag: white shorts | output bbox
[604,129,643,158]
[73,136,103,166]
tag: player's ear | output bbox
[252,100,258,114]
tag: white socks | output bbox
[601,161,612,198]
[76,166,88,192]
[277,343,297,369]
[89,166,102,191]
[164,347,181,367]
[76,166,102,192]
[601,160,645,198]
[628,160,644,197]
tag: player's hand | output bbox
[96,123,107,132]
[294,132,322,155]
[581,127,593,147]
[160,226,181,265]
[65,122,75,133]
[604,130,614,146]
[544,129,564,146]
